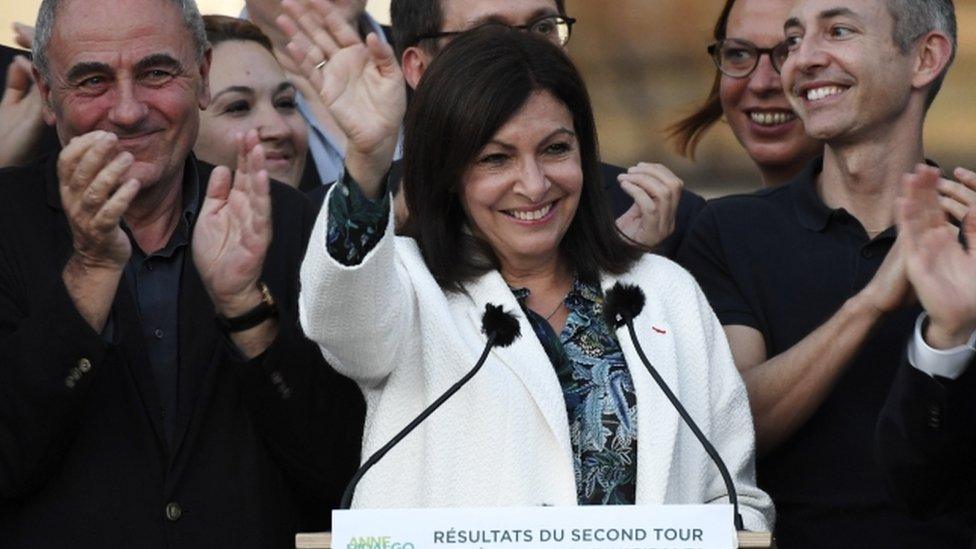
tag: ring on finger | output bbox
[315,59,327,71]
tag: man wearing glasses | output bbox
[386,0,705,258]
[678,0,975,546]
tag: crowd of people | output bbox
[0,0,974,548]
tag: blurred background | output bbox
[2,0,973,196]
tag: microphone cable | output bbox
[339,303,520,509]
[605,282,745,531]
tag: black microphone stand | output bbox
[606,283,745,531]
[339,304,519,510]
[622,319,745,531]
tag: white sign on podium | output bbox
[331,504,736,549]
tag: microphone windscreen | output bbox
[481,304,521,347]
[603,283,646,328]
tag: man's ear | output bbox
[401,46,432,90]
[912,30,953,91]
[31,65,57,126]
[198,47,213,110]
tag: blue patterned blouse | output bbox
[512,281,639,505]
[326,172,639,504]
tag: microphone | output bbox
[604,283,746,531]
[339,304,521,509]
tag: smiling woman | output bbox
[668,0,822,187]
[288,0,773,527]
[194,15,308,186]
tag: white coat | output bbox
[299,193,774,531]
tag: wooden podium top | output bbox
[297,531,774,548]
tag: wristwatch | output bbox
[217,282,278,333]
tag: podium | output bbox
[296,505,774,548]
[296,531,774,548]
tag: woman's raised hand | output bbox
[277,0,405,196]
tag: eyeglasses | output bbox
[707,38,791,78]
[413,15,577,48]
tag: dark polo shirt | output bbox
[676,158,974,548]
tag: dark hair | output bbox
[401,26,640,291]
[203,14,273,53]
[391,0,567,58]
[667,0,736,159]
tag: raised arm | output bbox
[193,130,277,359]
[278,0,404,192]
[278,0,414,385]
[875,164,976,516]
[900,165,976,350]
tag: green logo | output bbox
[346,536,416,549]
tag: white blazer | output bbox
[299,192,773,531]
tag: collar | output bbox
[123,156,201,257]
[790,157,833,232]
[510,276,601,308]
[791,156,940,234]
[180,156,201,223]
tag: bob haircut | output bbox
[667,0,736,159]
[401,26,640,291]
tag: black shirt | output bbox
[677,158,973,548]
[120,159,200,445]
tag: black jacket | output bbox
[0,155,364,548]
[876,356,976,545]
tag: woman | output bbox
[194,15,309,187]
[669,0,821,187]
[285,4,771,528]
